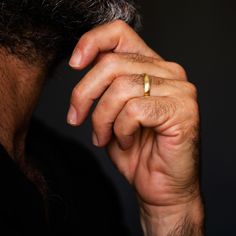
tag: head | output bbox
[0,0,140,157]
[0,0,141,69]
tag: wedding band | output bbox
[144,74,152,96]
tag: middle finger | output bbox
[68,53,184,125]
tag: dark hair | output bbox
[0,0,141,67]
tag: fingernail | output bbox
[67,105,78,125]
[92,132,99,146]
[69,49,82,67]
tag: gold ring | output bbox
[143,74,152,96]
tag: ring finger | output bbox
[91,75,184,147]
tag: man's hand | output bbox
[67,20,204,236]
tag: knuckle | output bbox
[91,111,100,127]
[124,99,139,117]
[185,82,198,98]
[113,118,126,137]
[113,19,129,31]
[171,100,199,142]
[100,53,119,68]
[169,62,187,80]
[71,86,81,101]
[113,121,121,136]
[96,98,110,113]
[71,85,88,104]
[80,32,95,46]
[182,98,199,124]
[109,75,138,102]
[111,76,129,95]
[189,99,199,116]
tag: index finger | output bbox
[69,20,162,69]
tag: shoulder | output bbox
[26,118,130,235]
[0,142,48,235]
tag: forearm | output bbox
[140,196,204,236]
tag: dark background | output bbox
[34,0,236,235]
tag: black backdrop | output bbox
[34,0,236,235]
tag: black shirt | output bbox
[0,119,130,235]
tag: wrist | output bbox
[140,195,204,236]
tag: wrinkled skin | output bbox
[67,20,203,235]
[0,1,203,234]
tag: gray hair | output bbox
[0,0,141,66]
